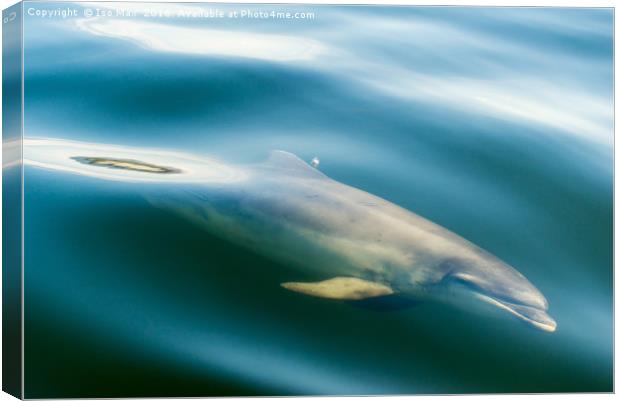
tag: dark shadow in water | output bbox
[346,294,420,311]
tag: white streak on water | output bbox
[66,6,612,147]
[75,18,325,62]
[357,65,613,146]
[23,138,247,183]
[325,12,613,147]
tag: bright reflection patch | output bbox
[24,138,247,183]
[75,18,325,62]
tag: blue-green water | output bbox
[21,3,612,396]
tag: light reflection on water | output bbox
[22,3,612,397]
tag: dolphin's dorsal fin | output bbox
[263,150,326,179]
[281,277,393,300]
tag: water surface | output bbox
[22,3,613,396]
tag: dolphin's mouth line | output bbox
[472,292,557,332]
[446,273,556,332]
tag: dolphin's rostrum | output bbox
[21,138,556,332]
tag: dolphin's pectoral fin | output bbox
[281,277,393,300]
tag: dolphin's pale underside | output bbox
[15,138,556,332]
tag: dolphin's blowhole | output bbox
[71,156,182,174]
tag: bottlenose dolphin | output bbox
[19,138,556,332]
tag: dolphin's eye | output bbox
[449,274,481,291]
[447,272,531,307]
[443,271,468,285]
[437,259,467,282]
[443,271,490,296]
